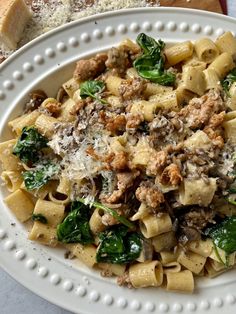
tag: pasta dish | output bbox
[1,31,236,293]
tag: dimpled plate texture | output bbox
[0,7,236,314]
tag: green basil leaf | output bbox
[80,80,107,104]
[57,202,94,244]
[23,161,59,190]
[205,216,236,255]
[221,68,236,94]
[96,225,142,264]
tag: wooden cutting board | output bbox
[159,0,223,13]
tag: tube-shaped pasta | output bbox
[205,259,226,278]
[144,83,172,98]
[187,239,213,257]
[0,139,21,171]
[33,199,65,227]
[1,170,23,192]
[176,86,195,105]
[28,222,58,246]
[105,75,124,96]
[165,41,193,66]
[130,203,150,221]
[58,98,76,122]
[65,243,97,267]
[194,38,219,63]
[48,191,70,205]
[8,110,40,135]
[129,261,163,288]
[166,270,194,293]
[132,138,156,167]
[184,130,212,151]
[130,100,156,122]
[62,77,80,98]
[97,263,126,276]
[179,178,217,206]
[89,208,106,235]
[148,91,179,111]
[56,176,71,196]
[140,213,172,238]
[4,189,34,222]
[182,57,207,71]
[223,117,236,144]
[203,68,220,90]
[152,231,177,252]
[163,262,181,274]
[180,66,206,96]
[35,114,58,138]
[160,250,180,264]
[177,250,206,274]
[208,52,234,79]
[215,31,236,59]
[126,67,139,79]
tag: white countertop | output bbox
[0,2,235,313]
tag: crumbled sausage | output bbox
[110,151,129,171]
[119,78,147,101]
[183,208,215,230]
[160,163,183,186]
[117,271,133,288]
[135,182,164,208]
[105,47,131,74]
[0,55,5,64]
[146,150,168,176]
[104,171,140,203]
[126,113,144,130]
[71,98,92,115]
[73,53,107,81]
[176,90,224,129]
[43,101,61,117]
[106,115,126,134]
[203,111,225,148]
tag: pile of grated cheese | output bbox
[0,0,160,57]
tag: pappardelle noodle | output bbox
[2,31,236,293]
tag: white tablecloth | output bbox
[0,2,235,313]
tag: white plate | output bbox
[0,7,236,314]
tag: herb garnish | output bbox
[205,216,236,255]
[80,80,107,104]
[13,126,48,163]
[96,225,142,264]
[221,68,236,95]
[23,161,59,190]
[32,213,48,224]
[57,202,94,244]
[133,33,176,86]
[77,198,135,229]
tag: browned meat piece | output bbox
[135,182,164,208]
[146,150,168,176]
[117,271,132,288]
[176,90,224,129]
[106,115,126,134]
[204,111,225,148]
[104,171,140,203]
[0,55,5,64]
[126,113,144,130]
[105,47,131,74]
[73,53,107,81]
[119,78,147,101]
[110,151,128,171]
[160,163,183,186]
[43,101,61,117]
[184,208,215,230]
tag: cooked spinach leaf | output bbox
[57,202,94,244]
[221,68,236,94]
[96,225,142,264]
[23,161,59,190]
[77,198,135,229]
[32,213,47,224]
[13,126,48,163]
[80,80,107,104]
[133,33,176,86]
[205,216,236,255]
